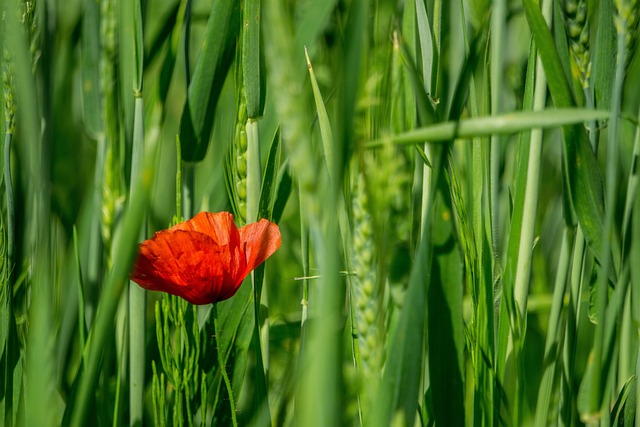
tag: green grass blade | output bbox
[258,129,282,221]
[372,214,428,426]
[551,2,571,91]
[495,36,539,422]
[295,0,339,52]
[212,305,239,427]
[500,3,551,420]
[534,228,574,426]
[81,0,102,137]
[132,0,143,94]
[415,0,436,95]
[339,0,367,156]
[179,0,240,162]
[372,144,447,426]
[593,0,615,110]
[143,1,180,67]
[6,0,57,423]
[69,149,154,427]
[519,1,608,273]
[73,226,87,359]
[243,0,264,119]
[398,36,438,125]
[305,47,335,180]
[264,2,342,425]
[428,173,465,426]
[367,109,609,148]
[582,4,630,419]
[157,1,184,106]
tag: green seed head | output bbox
[236,178,247,200]
[562,0,592,88]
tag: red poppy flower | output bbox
[130,212,281,305]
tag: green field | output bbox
[1,0,640,425]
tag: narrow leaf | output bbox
[521,0,608,271]
[179,0,241,162]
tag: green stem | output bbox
[245,118,271,423]
[490,0,507,257]
[589,13,627,419]
[534,227,574,427]
[245,119,261,222]
[3,130,15,427]
[129,94,146,427]
[620,102,640,260]
[182,163,195,219]
[636,342,640,427]
[88,137,106,324]
[560,227,587,425]
[299,203,310,335]
[512,0,549,316]
[4,130,14,271]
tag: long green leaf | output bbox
[367,109,609,148]
[428,175,464,426]
[593,0,615,110]
[519,1,608,271]
[179,0,240,162]
[243,0,264,119]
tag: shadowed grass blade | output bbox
[179,0,240,162]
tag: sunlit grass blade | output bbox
[367,109,609,148]
[305,47,335,179]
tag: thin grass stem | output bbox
[588,8,628,420]
[534,227,574,426]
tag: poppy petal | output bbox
[239,219,282,278]
[131,230,232,304]
[175,211,246,281]
[175,211,238,246]
[130,212,281,305]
